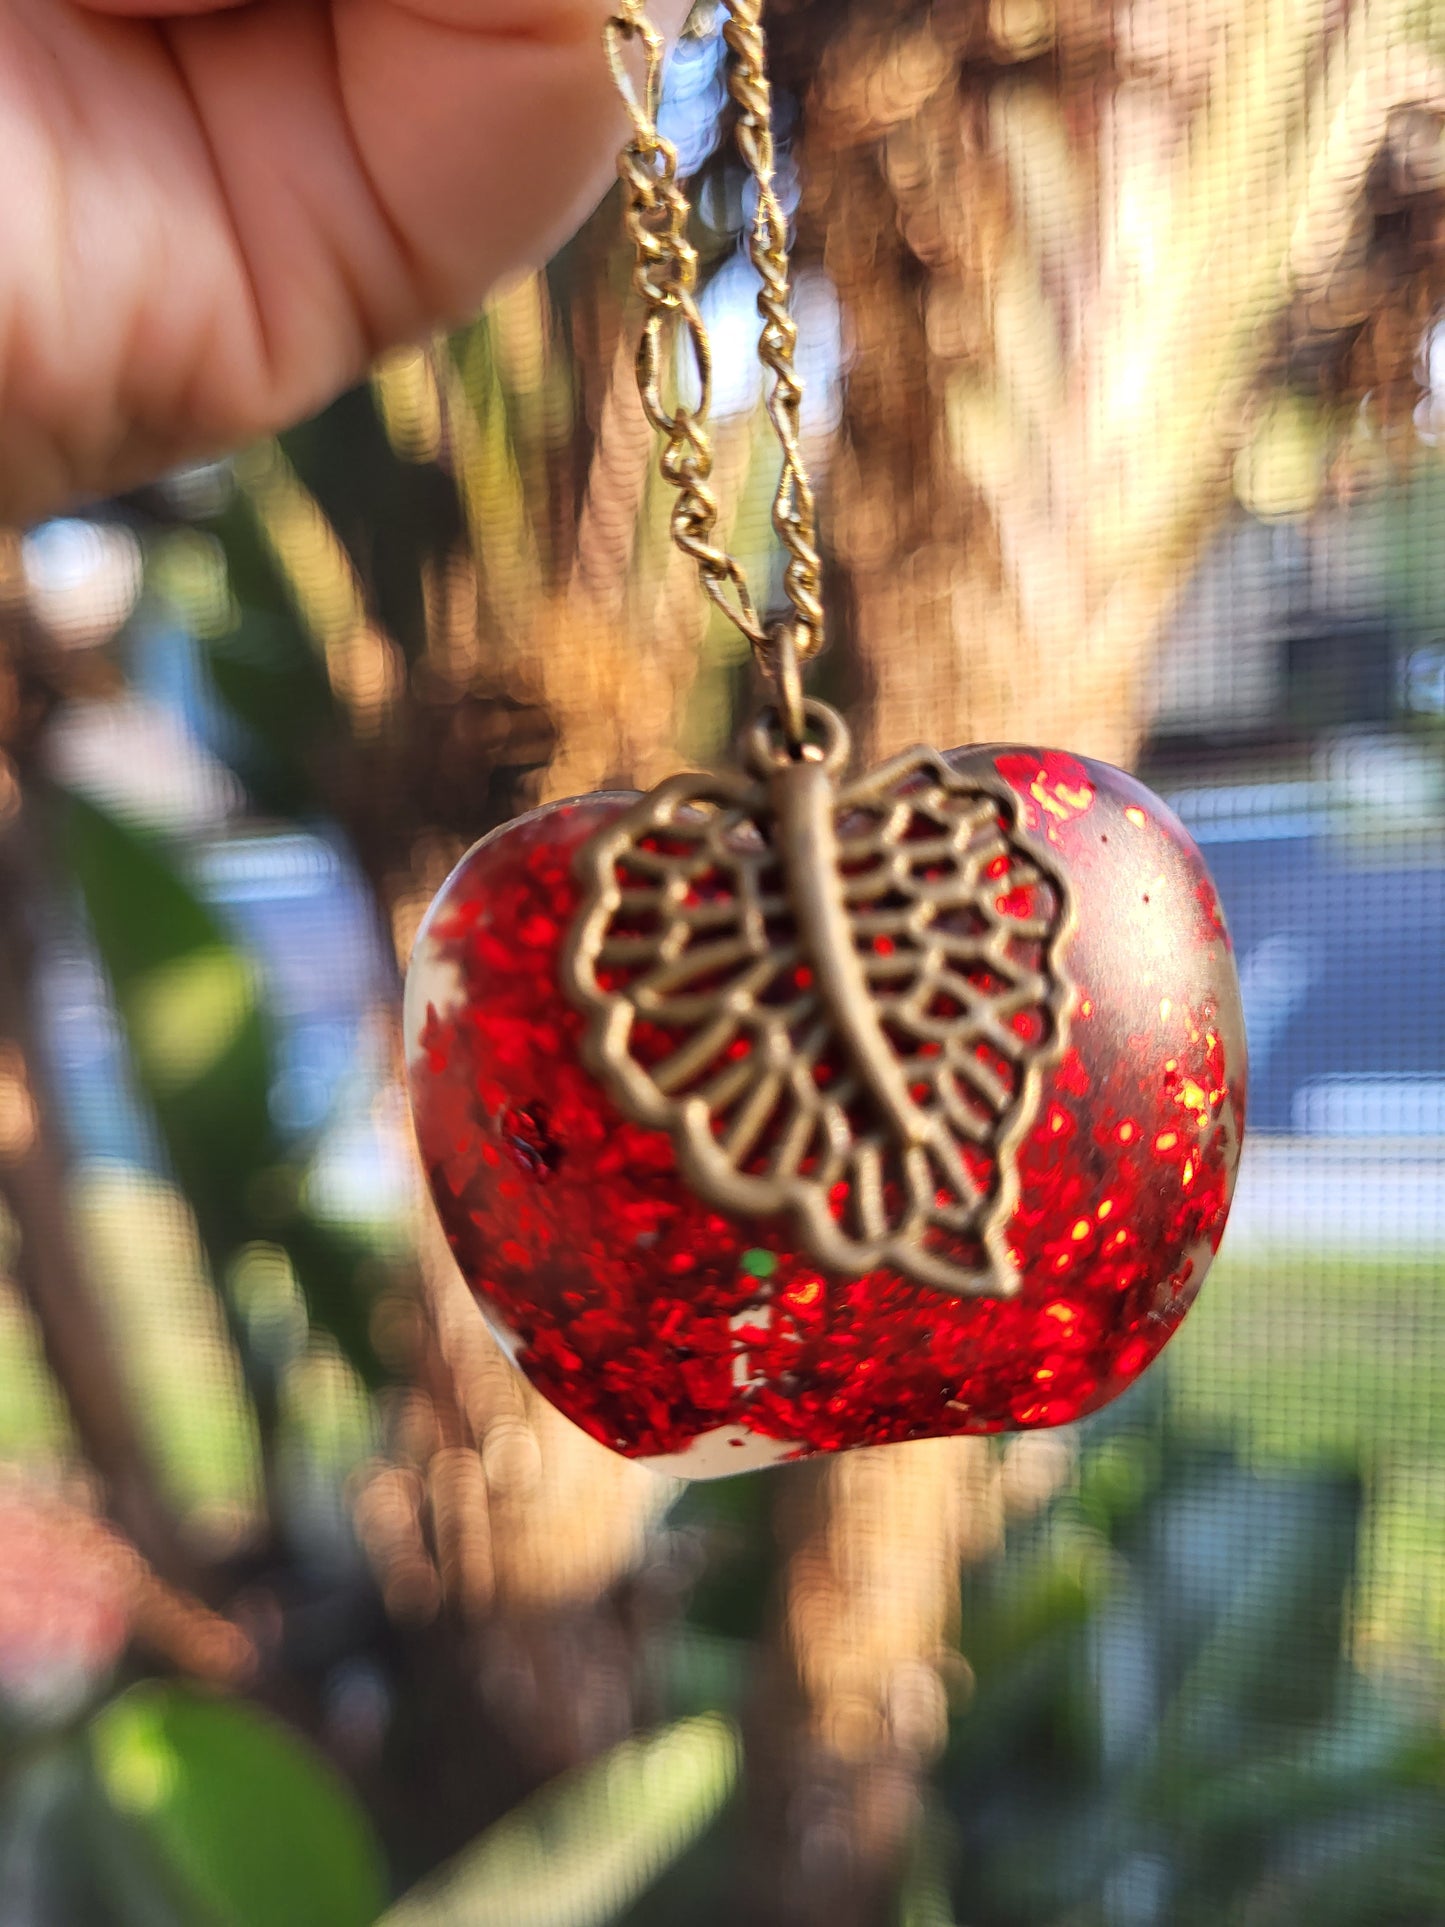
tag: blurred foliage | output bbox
[626,1405,1445,1927]
[940,1419,1445,1925]
[88,1685,387,1927]
[59,793,386,1397]
[380,1716,739,1927]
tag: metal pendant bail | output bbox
[770,620,809,759]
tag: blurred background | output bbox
[2,0,1445,1920]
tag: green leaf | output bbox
[60,791,277,1245]
[89,1685,385,1927]
[58,789,385,1389]
[381,1715,740,1927]
[896,1807,960,1927]
[658,1627,750,1718]
[667,1471,779,1642]
[282,386,462,663]
[203,606,339,819]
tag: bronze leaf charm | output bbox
[562,706,1074,1297]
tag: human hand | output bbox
[0,0,684,523]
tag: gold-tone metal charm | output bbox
[563,703,1075,1296]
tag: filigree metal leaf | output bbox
[562,707,1074,1296]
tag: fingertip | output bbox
[332,2,668,318]
[74,1,254,13]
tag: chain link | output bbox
[603,1,824,705]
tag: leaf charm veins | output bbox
[562,707,1075,1297]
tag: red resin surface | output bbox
[406,749,1246,1469]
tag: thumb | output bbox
[75,0,693,319]
[74,1,254,10]
[332,0,693,319]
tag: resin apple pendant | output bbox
[405,704,1245,1477]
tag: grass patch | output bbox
[1170,1249,1445,1653]
[1170,1250,1445,1464]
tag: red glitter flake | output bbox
[994,751,1097,840]
[407,751,1245,1468]
[518,913,559,949]
[1195,876,1227,940]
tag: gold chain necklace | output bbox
[604,0,822,748]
